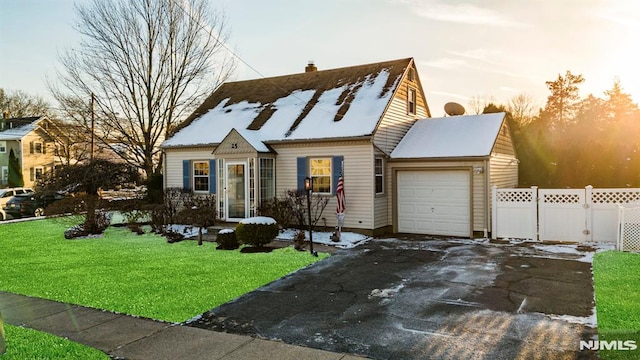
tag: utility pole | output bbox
[90,93,95,161]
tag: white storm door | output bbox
[225,162,247,220]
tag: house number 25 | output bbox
[231,143,238,149]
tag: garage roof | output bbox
[390,112,506,159]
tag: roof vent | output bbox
[305,61,317,73]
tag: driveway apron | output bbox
[189,239,598,360]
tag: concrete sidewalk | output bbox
[0,291,366,360]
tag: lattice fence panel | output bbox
[592,190,640,204]
[496,190,533,203]
[619,206,640,252]
[543,193,581,204]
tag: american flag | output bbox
[336,176,345,214]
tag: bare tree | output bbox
[507,93,539,127]
[50,0,236,177]
[0,88,52,118]
[467,95,495,115]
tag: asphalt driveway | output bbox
[189,238,600,359]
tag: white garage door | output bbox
[397,170,471,236]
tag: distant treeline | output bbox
[484,72,640,188]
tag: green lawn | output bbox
[1,324,109,360]
[0,219,327,323]
[593,250,640,360]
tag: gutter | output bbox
[162,135,373,149]
[484,158,490,238]
[388,155,491,163]
[264,135,372,145]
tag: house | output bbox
[0,116,65,188]
[161,58,518,237]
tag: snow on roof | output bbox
[235,128,270,152]
[390,113,506,159]
[0,117,43,140]
[162,58,410,147]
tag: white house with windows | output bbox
[161,58,518,236]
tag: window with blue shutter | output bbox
[182,160,191,190]
[297,155,344,194]
[296,157,306,191]
[209,159,216,194]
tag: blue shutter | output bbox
[332,155,344,194]
[296,157,307,191]
[182,160,191,190]
[209,159,216,194]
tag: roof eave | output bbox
[389,155,491,162]
[162,143,219,150]
[264,135,372,145]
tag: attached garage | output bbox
[396,170,471,236]
[389,113,518,237]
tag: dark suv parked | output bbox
[3,193,65,219]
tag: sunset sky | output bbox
[1,0,638,116]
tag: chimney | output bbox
[305,61,317,73]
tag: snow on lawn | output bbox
[277,229,371,249]
[167,224,207,238]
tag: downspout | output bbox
[484,158,490,238]
[162,149,167,190]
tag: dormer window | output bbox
[408,87,417,115]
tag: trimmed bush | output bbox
[235,217,279,247]
[216,229,238,250]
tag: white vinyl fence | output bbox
[618,204,640,251]
[492,186,640,243]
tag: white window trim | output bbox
[407,86,417,115]
[192,160,210,192]
[34,142,44,154]
[0,141,6,153]
[259,158,276,203]
[34,166,45,180]
[309,157,332,195]
[375,157,384,195]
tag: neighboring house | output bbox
[0,116,65,188]
[162,58,518,237]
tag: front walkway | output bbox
[0,291,365,360]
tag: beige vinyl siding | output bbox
[490,123,518,188]
[490,155,518,188]
[389,160,488,233]
[272,140,375,230]
[493,122,516,157]
[215,130,259,155]
[164,146,216,188]
[373,75,429,155]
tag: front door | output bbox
[226,162,247,220]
